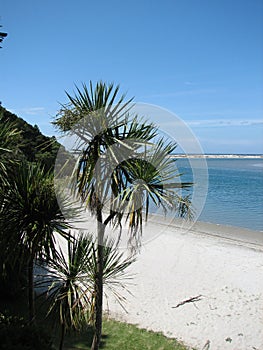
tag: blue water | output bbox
[176,158,263,231]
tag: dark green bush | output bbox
[0,313,54,350]
[0,261,27,299]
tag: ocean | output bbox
[176,158,263,232]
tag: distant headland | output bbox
[171,154,263,159]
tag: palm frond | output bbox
[0,161,72,266]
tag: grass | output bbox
[62,318,189,350]
[0,293,190,350]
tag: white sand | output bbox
[101,217,263,350]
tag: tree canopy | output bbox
[0,25,7,48]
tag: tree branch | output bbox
[172,295,202,308]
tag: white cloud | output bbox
[200,137,263,146]
[158,118,263,129]
[11,107,46,116]
[186,119,263,128]
[22,107,45,115]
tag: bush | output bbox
[0,262,27,299]
[0,313,54,350]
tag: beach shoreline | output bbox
[146,214,263,251]
[99,215,263,350]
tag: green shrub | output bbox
[0,313,54,350]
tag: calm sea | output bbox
[176,158,263,232]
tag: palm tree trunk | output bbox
[91,209,105,350]
[59,323,65,350]
[28,256,35,324]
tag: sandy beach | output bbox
[98,216,263,350]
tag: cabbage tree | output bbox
[54,81,192,350]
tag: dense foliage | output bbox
[0,313,54,350]
[0,107,70,317]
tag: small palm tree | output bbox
[0,161,72,323]
[54,81,192,350]
[38,232,135,350]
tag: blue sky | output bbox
[1,0,263,154]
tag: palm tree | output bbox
[54,81,192,350]
[0,161,72,323]
[38,232,135,350]
[39,232,93,350]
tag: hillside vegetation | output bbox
[0,106,60,171]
